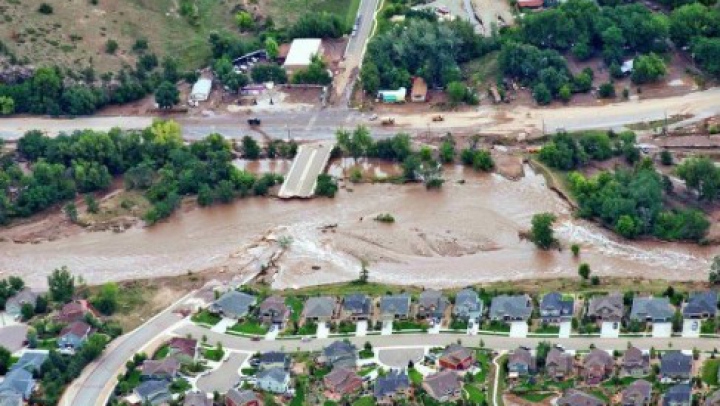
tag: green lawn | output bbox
[290,379,306,406]
[359,349,374,359]
[393,320,425,331]
[285,296,304,323]
[335,322,356,334]
[39,338,57,350]
[267,0,362,29]
[409,368,423,385]
[191,310,221,326]
[703,359,720,386]
[359,366,376,376]
[482,321,511,333]
[352,396,375,406]
[153,345,169,359]
[203,347,225,362]
[120,369,142,392]
[533,324,560,334]
[170,378,192,393]
[520,392,554,402]
[464,384,486,403]
[229,320,269,336]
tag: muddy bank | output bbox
[0,162,715,290]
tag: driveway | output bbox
[356,320,368,337]
[559,321,572,338]
[265,325,280,341]
[377,347,425,368]
[467,320,479,336]
[652,322,673,338]
[196,352,249,394]
[600,321,620,338]
[0,324,28,352]
[381,321,393,336]
[316,322,330,339]
[509,322,528,338]
[682,319,701,338]
[211,318,235,334]
[428,323,441,335]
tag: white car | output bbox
[369,114,378,121]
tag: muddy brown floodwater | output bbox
[0,162,716,289]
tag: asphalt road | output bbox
[278,142,335,198]
[196,352,250,393]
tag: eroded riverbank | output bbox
[0,163,715,289]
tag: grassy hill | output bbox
[0,0,241,73]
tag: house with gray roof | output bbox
[259,351,290,370]
[225,389,261,406]
[322,340,357,369]
[0,392,22,406]
[621,379,652,406]
[256,367,290,393]
[0,369,34,400]
[453,289,483,322]
[489,295,532,321]
[58,321,93,353]
[302,296,337,322]
[660,351,692,383]
[342,294,372,321]
[540,292,574,324]
[379,294,411,320]
[683,291,718,319]
[422,370,461,402]
[5,289,37,319]
[663,383,691,406]
[417,290,450,321]
[141,358,180,381]
[10,350,48,374]
[630,297,674,323]
[508,347,535,378]
[209,291,256,320]
[133,380,172,406]
[587,293,625,323]
[557,389,605,406]
[621,346,650,377]
[374,370,410,404]
[184,391,212,406]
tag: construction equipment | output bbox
[432,114,444,122]
[381,117,395,126]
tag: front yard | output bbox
[228,320,269,336]
[192,310,221,326]
[393,320,426,331]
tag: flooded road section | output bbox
[0,161,715,289]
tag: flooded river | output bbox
[0,161,715,289]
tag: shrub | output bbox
[315,174,338,198]
[37,3,53,14]
[105,39,118,54]
[374,213,395,223]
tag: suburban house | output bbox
[10,350,48,374]
[225,389,262,406]
[132,380,172,406]
[663,383,692,406]
[621,346,650,377]
[321,341,358,369]
[453,288,483,322]
[140,358,180,381]
[507,347,535,378]
[302,296,337,322]
[209,291,257,320]
[58,321,93,353]
[184,391,212,406]
[557,389,605,406]
[342,294,372,321]
[417,290,450,321]
[439,344,475,370]
[259,351,290,371]
[683,291,718,319]
[630,297,675,323]
[374,370,410,404]
[422,370,461,402]
[659,351,693,383]
[257,296,291,329]
[323,366,363,399]
[621,379,653,406]
[167,337,198,364]
[410,76,428,102]
[5,289,38,319]
[0,392,22,406]
[56,300,98,323]
[379,294,412,320]
[582,349,614,385]
[0,368,35,400]
[545,348,574,381]
[283,38,323,74]
[540,292,574,324]
[705,390,720,406]
[489,295,533,321]
[256,367,290,394]
[586,293,625,323]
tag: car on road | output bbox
[248,118,261,126]
[369,114,378,121]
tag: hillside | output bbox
[0,0,242,73]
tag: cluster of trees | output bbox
[2,121,285,226]
[0,276,25,310]
[668,4,720,77]
[291,56,332,85]
[361,18,497,94]
[676,157,720,201]
[538,131,639,170]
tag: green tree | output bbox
[155,81,180,109]
[93,282,119,315]
[530,213,557,250]
[235,11,255,31]
[360,62,381,94]
[265,37,279,60]
[558,84,572,103]
[692,38,720,78]
[439,140,455,164]
[598,82,616,98]
[241,136,261,160]
[660,150,673,165]
[710,255,720,285]
[105,39,118,54]
[533,83,552,105]
[447,82,467,104]
[21,302,34,321]
[64,202,78,223]
[0,347,10,374]
[48,266,75,303]
[315,174,338,197]
[631,53,667,84]
[85,194,99,214]
[616,215,638,238]
[571,244,580,256]
[578,263,591,280]
[336,126,373,160]
[676,157,720,201]
[472,150,495,172]
[0,96,14,115]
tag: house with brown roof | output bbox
[621,379,652,406]
[621,347,650,378]
[323,367,363,400]
[557,389,605,406]
[411,77,428,102]
[257,296,291,329]
[184,391,213,406]
[225,389,262,406]
[167,337,198,364]
[56,300,98,323]
[582,349,614,385]
[422,370,461,402]
[58,321,93,354]
[140,358,180,381]
[546,348,574,381]
[586,293,625,323]
[508,347,536,378]
[439,344,475,371]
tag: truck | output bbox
[247,118,261,126]
[381,117,395,126]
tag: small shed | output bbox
[190,78,212,102]
[377,87,407,103]
[411,77,428,102]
